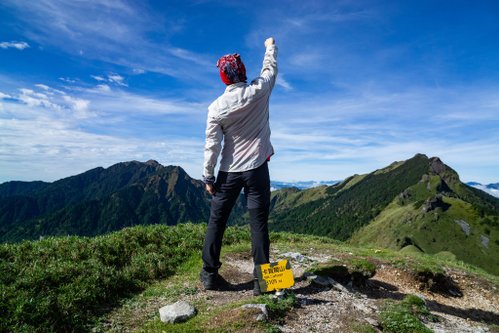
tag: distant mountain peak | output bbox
[429,156,445,173]
[414,153,428,159]
[427,156,461,186]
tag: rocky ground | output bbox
[220,249,498,333]
[96,247,499,333]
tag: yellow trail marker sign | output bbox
[256,259,294,292]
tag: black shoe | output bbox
[253,279,262,296]
[200,269,217,290]
[200,270,233,291]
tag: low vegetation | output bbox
[0,223,251,332]
[380,294,437,333]
[1,223,497,332]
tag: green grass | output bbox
[350,322,378,333]
[0,223,254,333]
[136,292,295,333]
[380,294,437,333]
[254,291,297,322]
[1,222,497,333]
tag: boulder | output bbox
[241,304,268,321]
[422,195,450,212]
[455,219,471,236]
[159,300,197,324]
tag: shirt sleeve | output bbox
[260,44,278,85]
[249,44,278,96]
[203,114,223,181]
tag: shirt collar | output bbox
[225,82,246,92]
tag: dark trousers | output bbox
[202,161,270,273]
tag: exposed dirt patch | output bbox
[207,307,264,333]
[374,265,498,325]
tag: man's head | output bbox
[216,53,247,85]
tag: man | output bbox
[200,37,278,296]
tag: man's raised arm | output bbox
[260,37,278,85]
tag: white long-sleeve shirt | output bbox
[203,44,278,181]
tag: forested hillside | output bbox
[0,161,213,242]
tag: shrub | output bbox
[379,294,436,333]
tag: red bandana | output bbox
[216,53,247,85]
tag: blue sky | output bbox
[1,0,498,184]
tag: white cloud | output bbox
[0,41,30,50]
[59,77,77,83]
[2,1,213,82]
[91,73,127,87]
[3,79,498,184]
[266,84,499,183]
[80,87,204,116]
[288,52,324,68]
[62,95,93,118]
[35,84,50,90]
[276,74,292,91]
[0,85,208,182]
[0,115,204,183]
[107,73,127,86]
[91,75,106,81]
[3,84,94,119]
[0,92,12,99]
[95,84,111,92]
[18,88,61,110]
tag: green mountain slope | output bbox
[269,154,499,274]
[350,168,499,274]
[269,154,430,240]
[2,154,498,274]
[0,161,212,242]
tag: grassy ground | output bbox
[96,228,498,332]
[1,223,497,332]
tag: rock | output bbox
[242,304,268,321]
[282,252,305,262]
[308,274,330,287]
[365,317,378,327]
[422,195,450,212]
[354,302,373,313]
[328,277,349,293]
[307,274,349,292]
[455,219,471,236]
[303,271,315,278]
[429,157,446,175]
[480,235,489,248]
[159,301,196,324]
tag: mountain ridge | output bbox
[268,154,499,274]
[1,154,497,274]
[0,161,213,242]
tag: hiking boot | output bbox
[200,269,233,291]
[253,279,262,296]
[200,269,217,290]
